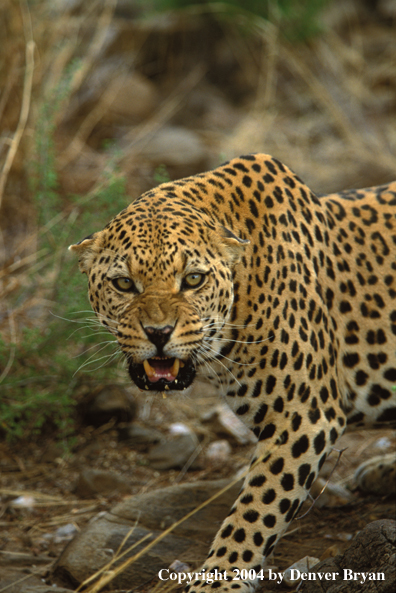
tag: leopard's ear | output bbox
[220,226,250,266]
[69,233,102,274]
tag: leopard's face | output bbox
[71,196,247,394]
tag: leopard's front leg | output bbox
[186,409,344,592]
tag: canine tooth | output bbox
[143,359,156,378]
[171,358,180,377]
[180,361,185,368]
[162,393,167,399]
[145,385,149,390]
[165,384,169,390]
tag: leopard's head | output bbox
[70,191,249,395]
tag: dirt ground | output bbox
[0,408,395,592]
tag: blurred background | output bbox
[0,0,395,441]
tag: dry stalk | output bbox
[58,72,128,169]
[0,310,17,384]
[254,25,279,111]
[280,44,396,172]
[77,528,152,593]
[54,0,118,126]
[281,44,358,146]
[0,54,21,124]
[123,64,206,150]
[0,38,35,210]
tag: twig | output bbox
[0,33,35,209]
[55,0,118,125]
[0,54,20,124]
[296,447,347,520]
[58,73,128,169]
[0,310,17,384]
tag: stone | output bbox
[205,440,232,466]
[53,479,242,589]
[78,384,137,428]
[75,60,158,125]
[201,404,256,445]
[283,556,320,587]
[118,422,164,450]
[298,520,396,592]
[146,433,200,471]
[309,477,353,508]
[105,71,158,123]
[354,453,396,495]
[130,125,207,171]
[73,468,131,498]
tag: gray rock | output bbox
[131,125,207,168]
[354,453,396,496]
[53,478,242,589]
[24,588,74,593]
[118,422,164,450]
[73,468,131,498]
[298,520,396,593]
[147,433,201,471]
[79,384,137,428]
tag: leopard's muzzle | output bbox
[128,356,196,391]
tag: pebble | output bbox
[205,440,232,465]
[283,556,320,587]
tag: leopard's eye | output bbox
[112,277,136,292]
[182,273,206,289]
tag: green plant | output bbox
[153,163,171,185]
[0,72,130,443]
[139,0,331,41]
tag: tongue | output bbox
[143,358,180,383]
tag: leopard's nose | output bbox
[144,325,174,351]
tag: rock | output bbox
[104,71,158,124]
[73,468,131,498]
[168,422,194,436]
[128,125,207,176]
[78,384,137,428]
[205,440,232,466]
[283,556,320,587]
[58,146,108,195]
[298,520,396,592]
[74,60,158,125]
[147,433,200,471]
[354,453,396,495]
[118,422,164,450]
[169,559,192,573]
[22,585,73,593]
[201,404,256,445]
[309,477,353,508]
[53,478,243,589]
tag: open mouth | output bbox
[128,356,196,391]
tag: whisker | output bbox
[72,339,119,360]
[196,345,241,387]
[204,334,272,346]
[200,341,258,368]
[74,349,122,375]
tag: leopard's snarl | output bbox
[70,154,396,592]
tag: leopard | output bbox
[70,153,396,592]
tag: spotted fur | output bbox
[70,154,396,592]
